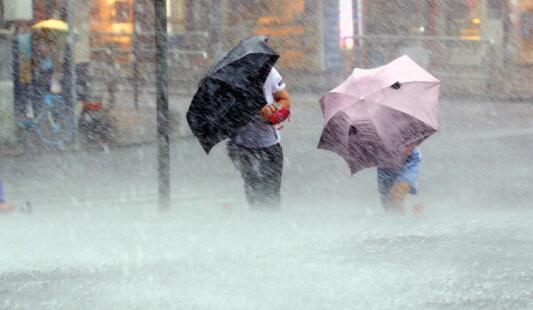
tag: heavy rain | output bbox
[0,0,532,309]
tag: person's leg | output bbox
[227,143,261,207]
[387,181,411,212]
[390,148,422,213]
[377,167,398,209]
[0,180,13,214]
[255,143,283,209]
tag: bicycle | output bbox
[17,93,76,148]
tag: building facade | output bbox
[2,0,533,96]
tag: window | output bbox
[113,0,130,23]
[443,0,481,40]
[510,0,533,64]
[365,0,431,36]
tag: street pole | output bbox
[132,0,139,110]
[154,0,170,210]
[356,0,364,66]
[63,0,76,122]
[12,25,20,119]
[208,0,222,57]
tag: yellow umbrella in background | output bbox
[32,19,77,44]
[32,19,69,32]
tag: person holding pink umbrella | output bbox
[318,56,440,214]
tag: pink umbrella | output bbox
[318,55,440,174]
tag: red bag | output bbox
[268,107,290,125]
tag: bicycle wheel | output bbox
[35,110,75,147]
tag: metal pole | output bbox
[12,25,21,121]
[356,0,363,46]
[356,0,364,66]
[209,0,222,56]
[132,0,139,110]
[0,1,4,28]
[63,0,76,123]
[154,0,170,210]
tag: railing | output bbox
[88,31,210,97]
[342,34,499,81]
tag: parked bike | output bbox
[17,92,75,148]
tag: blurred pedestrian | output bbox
[227,67,291,210]
[187,36,290,209]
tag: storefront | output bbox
[360,0,505,64]
[508,0,533,64]
[89,0,134,59]
[89,0,205,58]
[221,0,324,72]
[349,0,516,95]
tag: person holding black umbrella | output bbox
[227,66,291,209]
[187,36,291,210]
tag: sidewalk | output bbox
[0,91,193,157]
[1,91,531,158]
[2,94,531,209]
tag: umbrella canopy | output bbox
[318,55,440,174]
[32,19,69,32]
[187,36,279,153]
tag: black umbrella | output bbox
[186,36,279,153]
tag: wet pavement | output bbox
[0,95,532,309]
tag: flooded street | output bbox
[1,95,532,309]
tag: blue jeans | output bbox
[227,142,283,209]
[377,148,422,208]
